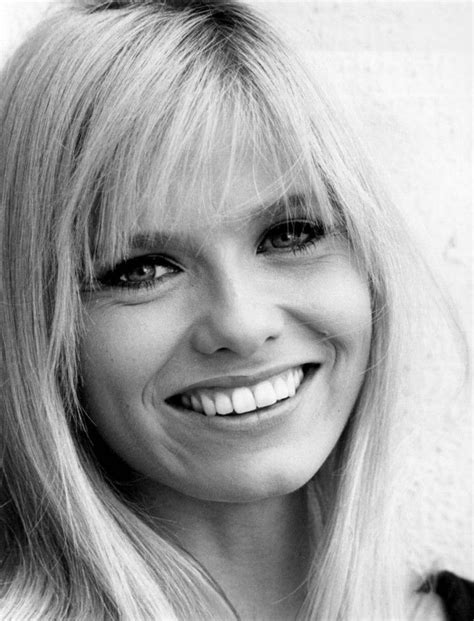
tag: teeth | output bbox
[214,393,233,415]
[287,372,296,397]
[273,377,290,400]
[232,387,257,414]
[178,366,308,416]
[201,393,217,417]
[253,381,277,408]
[190,395,203,413]
[182,395,192,409]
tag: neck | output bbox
[141,484,311,620]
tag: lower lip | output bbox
[164,365,319,433]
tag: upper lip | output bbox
[168,362,317,397]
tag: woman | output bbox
[0,1,470,619]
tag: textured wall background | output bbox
[1,0,471,579]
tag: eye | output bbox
[258,220,325,254]
[97,254,180,290]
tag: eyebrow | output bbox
[128,192,310,251]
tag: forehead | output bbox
[135,145,307,236]
[85,116,329,272]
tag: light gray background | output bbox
[1,0,471,578]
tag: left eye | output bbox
[98,255,179,289]
[258,220,324,253]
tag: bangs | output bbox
[58,2,375,290]
[84,91,340,276]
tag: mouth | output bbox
[166,364,317,417]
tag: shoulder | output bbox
[420,571,474,621]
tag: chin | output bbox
[167,456,322,504]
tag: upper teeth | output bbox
[179,367,304,416]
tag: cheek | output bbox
[287,258,372,354]
[320,268,373,390]
[78,304,192,485]
[80,319,146,420]
[80,298,187,391]
[288,262,373,420]
[78,303,178,446]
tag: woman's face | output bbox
[80,155,372,503]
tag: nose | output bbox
[190,266,285,358]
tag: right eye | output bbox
[98,254,181,290]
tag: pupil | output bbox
[129,265,154,281]
[273,225,307,248]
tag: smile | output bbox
[170,366,309,416]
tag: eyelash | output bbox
[96,219,325,292]
[257,219,325,255]
[97,255,180,291]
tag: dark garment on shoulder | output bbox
[424,571,474,621]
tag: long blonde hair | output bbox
[0,1,446,618]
